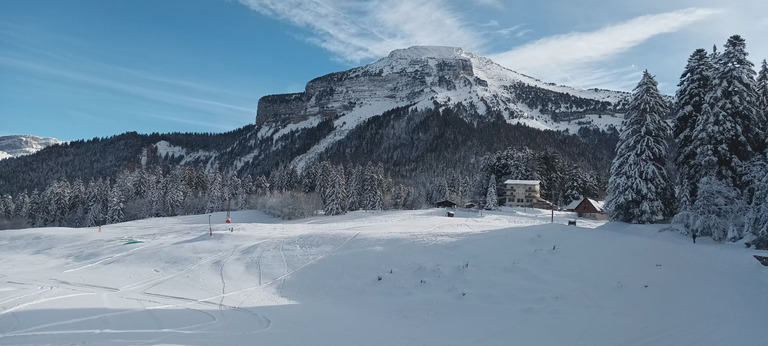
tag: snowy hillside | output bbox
[0,135,61,160]
[256,46,632,169]
[1,209,765,345]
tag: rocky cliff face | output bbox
[256,46,631,133]
[253,46,640,170]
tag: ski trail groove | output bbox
[234,231,360,308]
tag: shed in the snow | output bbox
[436,200,458,209]
[573,198,608,220]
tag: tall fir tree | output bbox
[707,35,761,166]
[106,185,125,224]
[756,59,768,135]
[673,48,713,206]
[606,71,672,223]
[485,175,498,210]
[0,194,14,221]
[321,164,347,216]
[362,163,383,211]
[691,176,744,241]
[12,191,30,222]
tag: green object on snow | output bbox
[124,240,144,245]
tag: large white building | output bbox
[501,180,543,207]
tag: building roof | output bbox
[585,198,605,212]
[503,180,541,185]
[565,199,582,211]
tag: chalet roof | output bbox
[503,180,541,185]
[586,198,605,212]
[565,199,582,211]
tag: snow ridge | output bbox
[0,135,62,160]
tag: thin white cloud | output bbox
[0,56,257,119]
[472,0,503,9]
[515,29,532,38]
[493,24,523,37]
[489,7,721,89]
[239,2,721,91]
[238,0,483,62]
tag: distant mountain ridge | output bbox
[0,135,61,160]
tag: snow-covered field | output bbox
[1,208,766,345]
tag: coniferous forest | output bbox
[607,34,768,247]
[1,34,767,249]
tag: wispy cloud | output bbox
[490,24,531,38]
[238,0,483,63]
[472,0,503,9]
[481,20,499,27]
[489,7,721,88]
[239,1,720,91]
[0,55,258,119]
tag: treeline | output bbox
[506,82,630,121]
[0,161,398,229]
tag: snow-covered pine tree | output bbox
[690,101,750,240]
[28,190,44,227]
[693,94,750,189]
[164,167,186,216]
[707,35,762,162]
[691,175,744,241]
[345,164,362,211]
[757,59,768,133]
[323,165,347,216]
[674,48,713,205]
[106,185,125,224]
[316,161,330,204]
[205,170,223,214]
[362,163,383,211]
[0,194,14,221]
[606,71,671,223]
[673,179,694,231]
[485,175,498,210]
[744,157,768,238]
[68,178,87,227]
[48,180,71,227]
[83,178,108,227]
[12,191,29,222]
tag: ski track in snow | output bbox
[1,209,767,345]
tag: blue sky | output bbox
[1,0,766,141]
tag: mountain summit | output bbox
[257,46,630,168]
[258,46,629,128]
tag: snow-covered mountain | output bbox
[257,46,631,168]
[0,47,628,196]
[0,135,61,160]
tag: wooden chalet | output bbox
[436,200,457,209]
[573,198,608,220]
